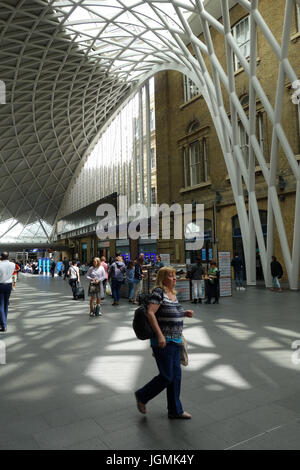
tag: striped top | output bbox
[149,288,184,341]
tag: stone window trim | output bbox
[177,125,210,146]
[180,92,203,110]
[179,180,212,194]
[291,31,300,42]
[234,57,261,77]
[226,97,264,118]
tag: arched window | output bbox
[240,94,249,107]
[187,120,200,134]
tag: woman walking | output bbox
[134,267,194,419]
[86,257,106,316]
[68,261,80,300]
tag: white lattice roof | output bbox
[1,0,300,291]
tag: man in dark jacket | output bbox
[190,257,204,304]
[270,256,283,292]
[50,259,56,278]
[231,253,244,291]
[63,257,70,279]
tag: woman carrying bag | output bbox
[68,261,80,300]
[134,267,194,419]
[86,257,106,316]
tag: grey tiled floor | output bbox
[1,274,300,450]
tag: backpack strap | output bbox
[152,287,164,302]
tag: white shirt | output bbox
[0,260,16,284]
[86,266,106,282]
[69,265,79,280]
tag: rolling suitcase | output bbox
[75,284,85,300]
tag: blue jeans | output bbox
[112,279,122,301]
[235,270,243,287]
[136,342,183,416]
[127,281,134,300]
[0,283,12,329]
[273,276,281,289]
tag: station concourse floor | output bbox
[1,274,300,450]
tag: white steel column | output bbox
[145,80,152,211]
[138,88,144,204]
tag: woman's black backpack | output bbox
[133,288,163,340]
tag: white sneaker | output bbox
[236,287,240,291]
[240,287,245,291]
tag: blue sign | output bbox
[209,248,213,261]
[202,249,207,261]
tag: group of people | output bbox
[69,253,165,316]
[64,253,164,317]
[231,253,284,293]
[188,258,220,305]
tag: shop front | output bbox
[185,219,213,272]
[116,239,131,263]
[81,242,87,264]
[138,239,158,264]
[97,240,110,261]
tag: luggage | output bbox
[75,285,85,300]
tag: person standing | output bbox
[100,256,109,294]
[109,256,126,306]
[68,261,80,300]
[134,267,194,419]
[0,252,16,332]
[205,261,220,304]
[190,256,204,304]
[126,261,135,302]
[63,257,70,280]
[231,253,245,291]
[11,260,20,291]
[270,256,283,292]
[152,255,164,270]
[86,257,106,316]
[50,259,56,278]
[132,255,145,304]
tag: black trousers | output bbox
[207,282,218,302]
[69,279,77,298]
